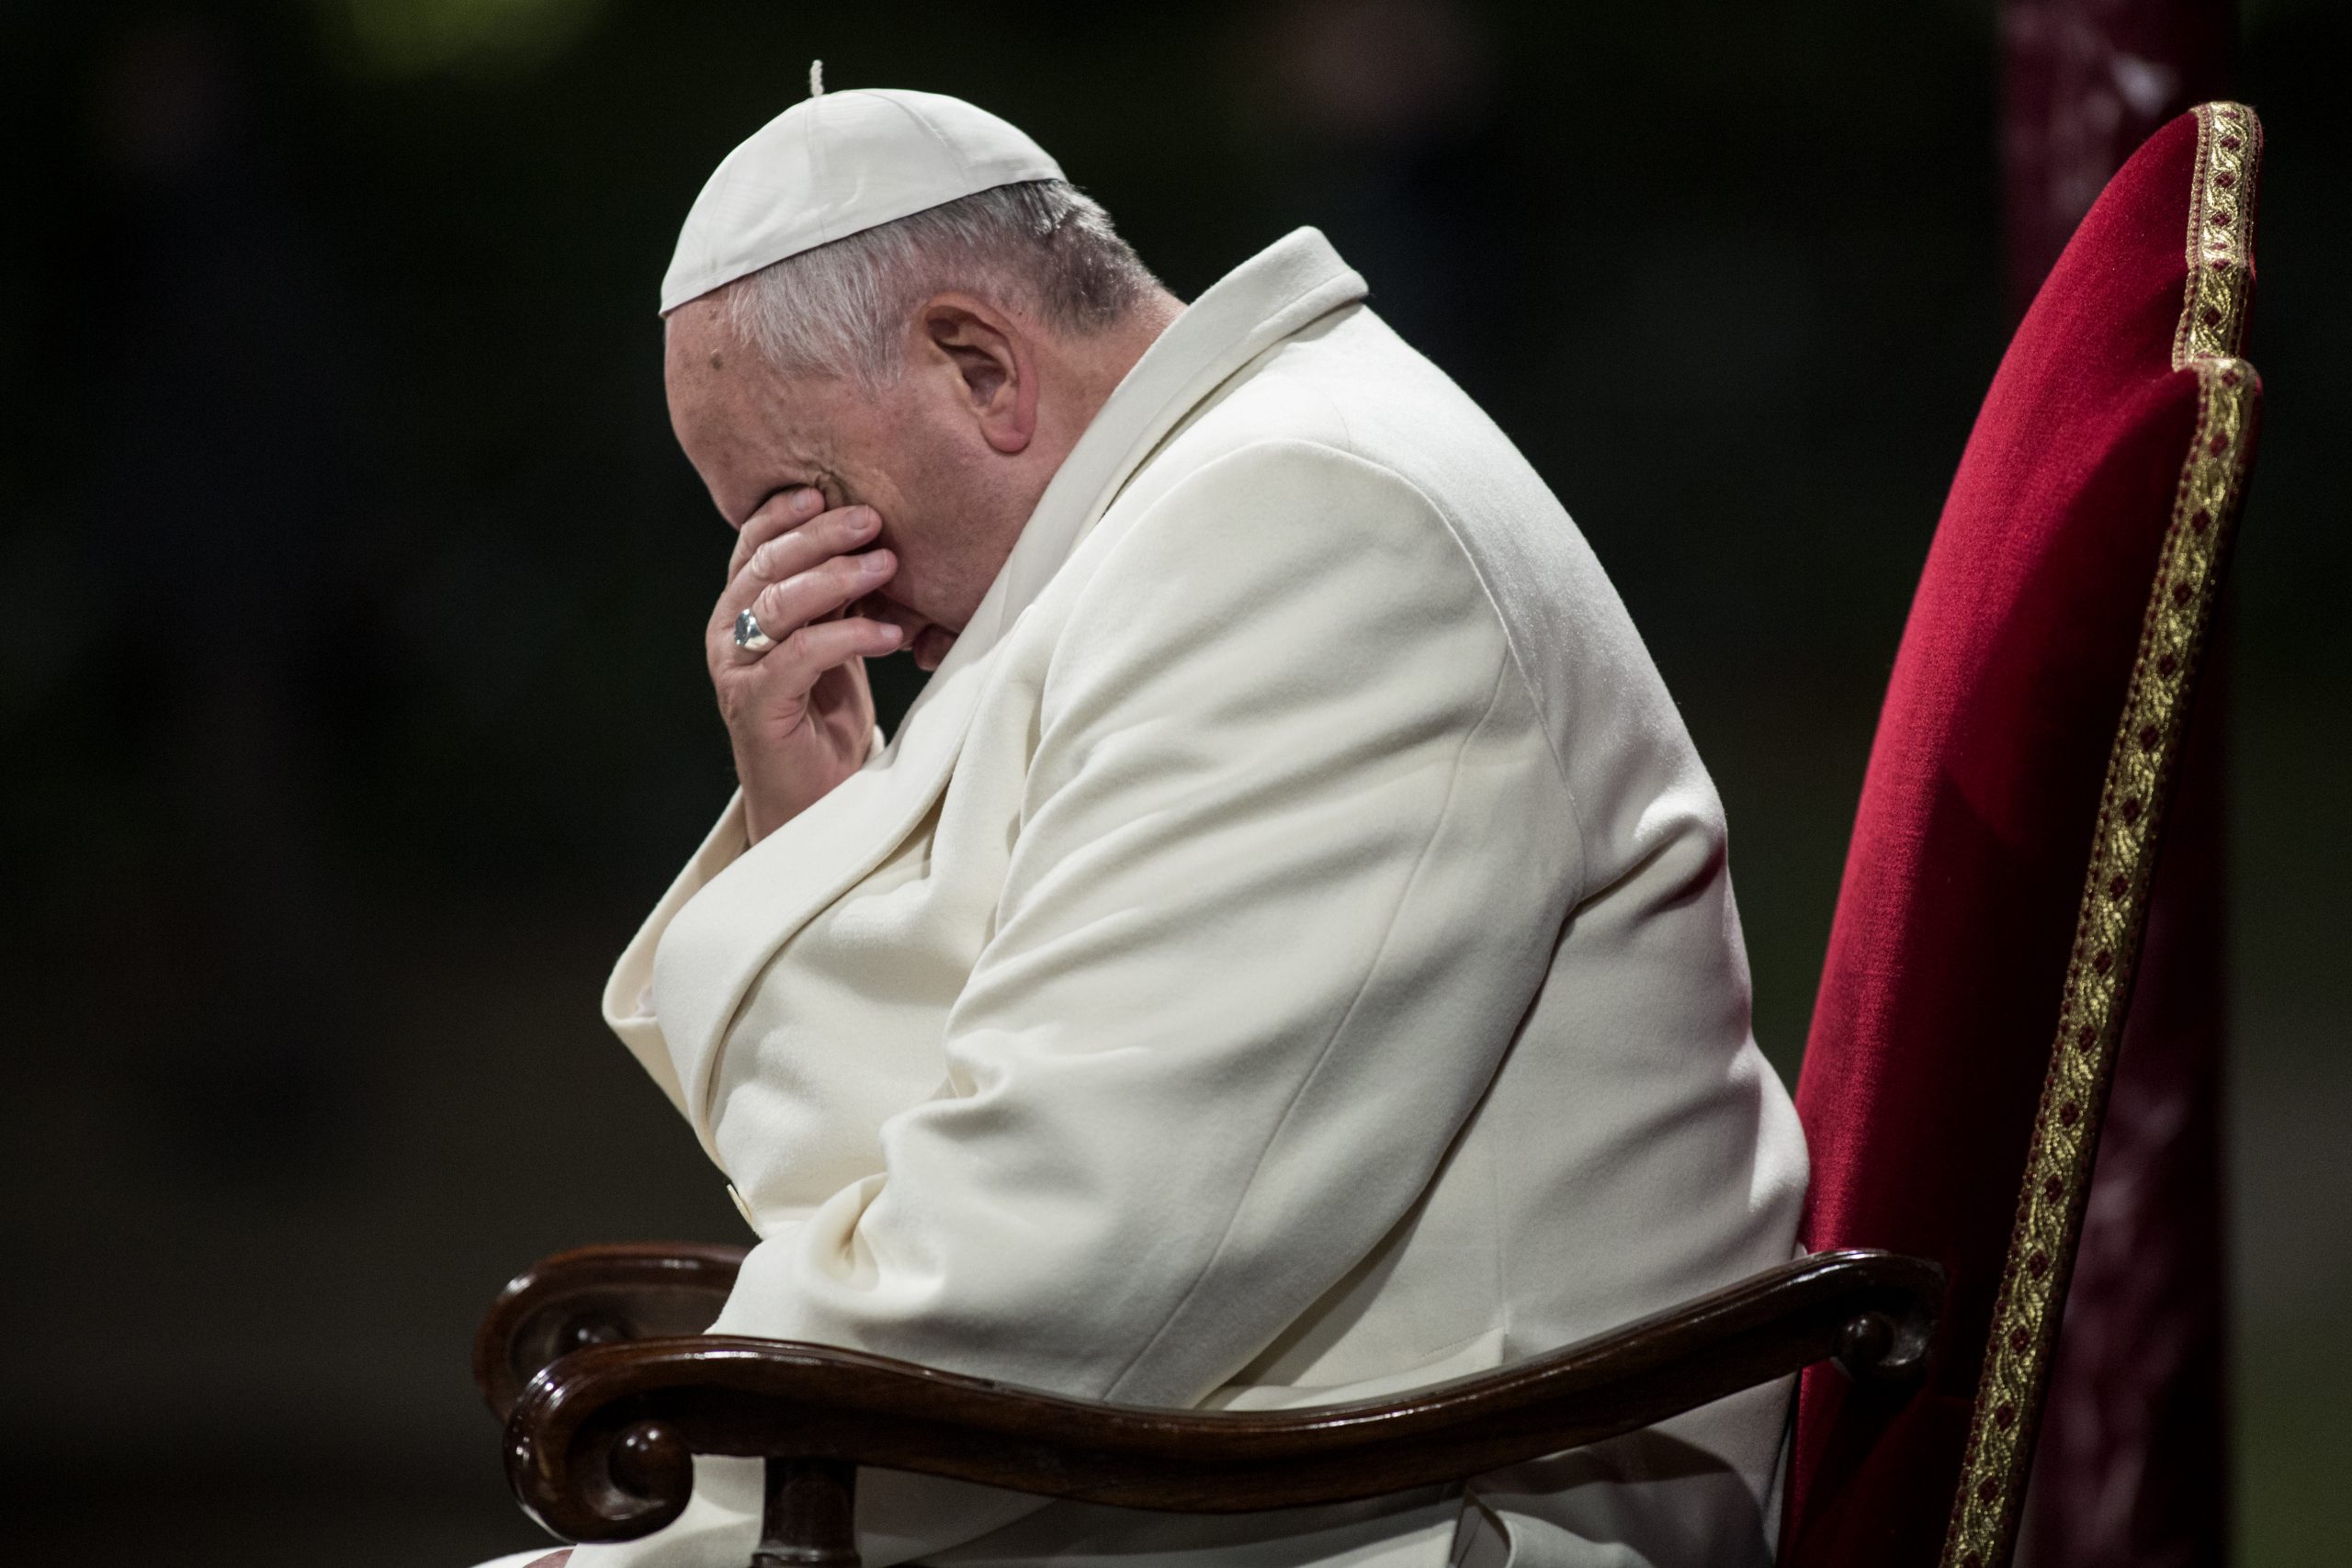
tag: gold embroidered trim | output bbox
[1939,101,2262,1568]
[2174,103,2260,368]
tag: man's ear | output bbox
[919,296,1036,455]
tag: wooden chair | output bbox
[476,102,2261,1568]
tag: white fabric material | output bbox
[658,86,1064,314]
[571,229,1807,1568]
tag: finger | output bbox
[729,549,899,664]
[726,488,825,581]
[716,504,884,628]
[911,625,957,671]
[851,591,930,644]
[756,615,906,682]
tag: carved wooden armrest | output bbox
[476,1241,749,1421]
[497,1248,1940,1567]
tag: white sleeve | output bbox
[602,794,748,1118]
[706,443,1580,1555]
[602,726,889,1116]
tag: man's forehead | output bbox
[663,341,843,522]
[663,298,737,377]
[667,305,843,421]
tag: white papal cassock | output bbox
[527,228,1805,1568]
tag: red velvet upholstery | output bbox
[1781,106,2260,1567]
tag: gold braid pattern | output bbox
[1939,102,2262,1568]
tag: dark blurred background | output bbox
[2,2,2344,1563]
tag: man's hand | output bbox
[709,487,906,842]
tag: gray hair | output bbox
[708,179,1160,387]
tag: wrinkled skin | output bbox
[664,284,1180,842]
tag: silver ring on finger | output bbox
[733,608,775,654]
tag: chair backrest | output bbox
[1782,103,2262,1568]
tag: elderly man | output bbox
[482,78,1806,1568]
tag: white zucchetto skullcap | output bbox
[658,75,1065,314]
